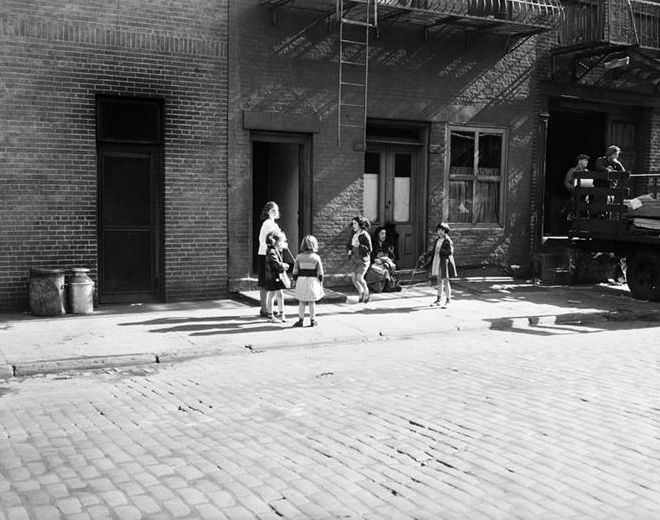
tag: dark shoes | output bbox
[292,319,317,327]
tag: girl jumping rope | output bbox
[430,223,457,308]
[292,235,325,327]
[346,215,372,303]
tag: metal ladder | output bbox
[337,0,377,148]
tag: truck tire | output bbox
[627,251,660,301]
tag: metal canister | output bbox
[29,268,66,316]
[67,268,95,314]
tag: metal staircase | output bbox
[337,0,377,148]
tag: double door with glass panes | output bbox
[363,147,418,268]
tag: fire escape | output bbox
[552,0,660,90]
[261,0,565,147]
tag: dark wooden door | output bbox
[98,146,160,302]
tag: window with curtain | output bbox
[448,127,504,225]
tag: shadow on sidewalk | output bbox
[115,305,430,336]
[105,280,659,339]
[118,314,259,327]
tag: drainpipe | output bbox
[532,112,550,258]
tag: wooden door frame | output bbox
[250,131,313,264]
[365,141,427,266]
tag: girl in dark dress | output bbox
[346,215,372,303]
[264,230,290,323]
[430,223,457,308]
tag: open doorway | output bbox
[252,133,311,273]
[545,109,606,236]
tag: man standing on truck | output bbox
[592,145,627,282]
[563,153,590,192]
[593,145,625,180]
[591,145,625,217]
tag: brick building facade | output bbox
[228,1,558,288]
[4,0,660,311]
[0,1,228,310]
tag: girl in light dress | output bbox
[257,201,282,318]
[292,235,325,327]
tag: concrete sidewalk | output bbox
[1,278,659,379]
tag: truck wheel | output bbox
[627,252,660,301]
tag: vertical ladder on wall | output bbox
[337,0,377,149]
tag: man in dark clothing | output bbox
[591,145,625,218]
[593,145,625,179]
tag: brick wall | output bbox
[0,1,228,310]
[638,108,660,174]
[229,2,544,280]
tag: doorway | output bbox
[96,97,162,303]
[252,133,311,273]
[545,109,606,236]
[364,146,422,268]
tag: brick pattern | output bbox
[0,1,229,310]
[1,331,660,518]
[229,4,548,281]
[638,108,660,174]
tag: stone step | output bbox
[235,288,348,306]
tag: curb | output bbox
[0,364,13,379]
[12,353,157,378]
[0,325,470,381]
[2,309,659,380]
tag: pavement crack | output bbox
[315,372,334,378]
[311,447,334,459]
[395,448,421,464]
[435,459,456,469]
[268,502,285,517]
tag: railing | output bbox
[569,171,660,237]
[557,0,660,51]
[558,1,603,46]
[629,173,660,199]
[378,0,564,27]
[633,1,660,49]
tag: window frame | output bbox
[444,125,507,228]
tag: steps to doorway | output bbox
[235,288,348,306]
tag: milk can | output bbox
[67,268,95,314]
[29,268,66,316]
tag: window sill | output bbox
[447,223,505,232]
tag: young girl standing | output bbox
[292,235,325,327]
[257,201,282,318]
[264,230,290,323]
[346,215,372,303]
[430,223,457,308]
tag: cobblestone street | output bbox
[2,325,660,519]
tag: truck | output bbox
[568,169,660,301]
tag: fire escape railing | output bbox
[558,0,660,51]
[261,0,564,33]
